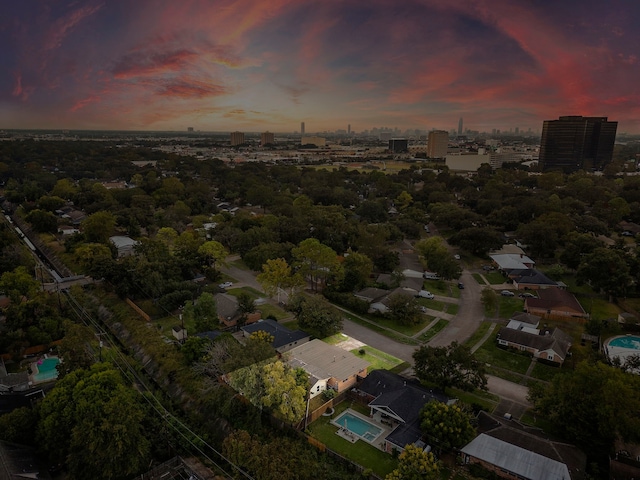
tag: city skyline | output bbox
[2,1,639,133]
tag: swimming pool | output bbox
[608,336,640,350]
[33,357,60,382]
[333,410,383,442]
[605,336,640,373]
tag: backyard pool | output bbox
[333,410,383,442]
[605,335,640,373]
[33,357,60,382]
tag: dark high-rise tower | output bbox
[457,117,463,136]
[300,122,305,135]
[539,116,617,172]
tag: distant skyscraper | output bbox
[458,117,463,136]
[348,124,351,135]
[539,115,617,172]
[230,131,245,146]
[300,122,305,135]
[389,138,408,153]
[427,130,449,158]
[187,127,194,132]
[260,131,274,146]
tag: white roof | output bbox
[490,253,535,270]
[461,434,571,480]
[287,339,370,383]
[109,236,138,249]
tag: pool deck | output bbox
[29,355,61,384]
[331,408,393,450]
[605,335,640,373]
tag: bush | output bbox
[359,348,366,355]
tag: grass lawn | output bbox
[423,280,453,297]
[418,319,448,343]
[342,313,419,345]
[497,297,525,319]
[463,321,494,348]
[520,410,556,434]
[447,387,499,413]
[529,362,564,382]
[579,295,621,320]
[472,273,487,285]
[485,366,527,384]
[350,346,403,371]
[474,333,532,374]
[307,401,398,477]
[484,272,507,285]
[445,303,459,315]
[360,313,429,337]
[422,299,448,312]
[324,333,350,345]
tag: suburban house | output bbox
[497,314,572,366]
[353,370,455,453]
[355,286,424,314]
[610,439,640,480]
[214,293,261,329]
[525,288,588,322]
[507,269,559,290]
[241,319,310,353]
[490,253,535,271]
[286,339,369,398]
[109,235,138,257]
[460,411,586,480]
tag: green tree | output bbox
[0,266,40,304]
[449,227,504,257]
[480,288,498,316]
[577,247,632,300]
[288,295,342,339]
[261,360,308,423]
[341,251,373,291]
[181,336,209,365]
[413,342,487,392]
[0,407,39,445]
[81,211,116,244]
[37,364,151,479]
[420,402,475,451]
[237,292,256,327]
[74,243,113,278]
[532,361,640,465]
[387,292,422,325]
[193,292,218,332]
[25,208,58,233]
[386,444,439,480]
[292,238,343,292]
[560,232,604,270]
[257,257,304,304]
[415,236,461,279]
[198,240,228,273]
[56,320,95,377]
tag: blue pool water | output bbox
[33,357,60,382]
[608,336,640,350]
[334,411,382,441]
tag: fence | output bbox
[126,298,151,321]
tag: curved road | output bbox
[220,258,531,407]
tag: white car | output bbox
[454,254,461,260]
[501,290,515,296]
[417,290,435,299]
[218,282,233,289]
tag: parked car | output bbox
[417,290,435,299]
[519,292,536,298]
[457,282,464,289]
[501,290,515,296]
[454,254,461,260]
[218,281,233,289]
[482,265,495,271]
[423,271,440,280]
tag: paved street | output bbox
[221,256,532,415]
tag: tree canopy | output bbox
[413,342,487,392]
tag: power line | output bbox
[63,290,255,480]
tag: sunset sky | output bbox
[2,0,639,134]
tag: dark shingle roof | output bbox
[498,327,572,359]
[510,269,557,286]
[241,319,309,350]
[358,370,454,449]
[525,288,586,315]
